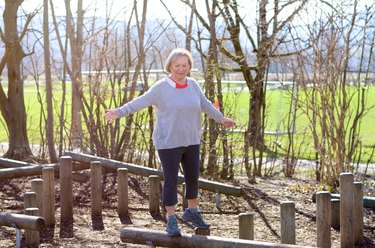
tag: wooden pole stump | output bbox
[280,201,295,244]
[118,168,129,219]
[238,212,254,240]
[195,227,210,236]
[331,198,340,230]
[340,173,354,248]
[24,192,37,209]
[354,182,363,245]
[316,191,331,248]
[31,178,43,216]
[42,166,55,227]
[25,208,40,246]
[60,156,73,224]
[149,175,160,215]
[182,183,188,211]
[91,161,102,218]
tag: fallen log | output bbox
[0,212,45,231]
[120,227,313,248]
[0,164,89,183]
[63,151,243,197]
[311,192,375,209]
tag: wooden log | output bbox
[25,208,40,246]
[0,157,89,170]
[238,212,254,240]
[91,161,102,218]
[117,168,129,219]
[60,156,73,224]
[280,201,295,245]
[0,212,45,231]
[24,192,37,209]
[340,173,354,248]
[0,163,89,183]
[120,227,313,248]
[316,191,331,248]
[43,167,55,227]
[31,178,44,216]
[312,192,375,209]
[354,182,364,245]
[63,151,243,197]
[331,199,340,230]
[149,175,160,215]
[182,183,188,210]
[195,227,210,236]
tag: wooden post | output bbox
[118,168,129,219]
[24,192,37,209]
[340,173,354,248]
[280,201,295,244]
[195,227,210,236]
[31,178,43,216]
[238,212,254,240]
[60,156,73,228]
[331,199,340,230]
[182,183,188,210]
[149,175,160,215]
[354,182,363,245]
[316,191,331,248]
[42,166,55,226]
[25,208,40,246]
[91,161,102,218]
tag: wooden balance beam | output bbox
[0,212,45,231]
[0,158,89,182]
[120,227,313,248]
[64,151,243,197]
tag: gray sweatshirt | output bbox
[114,77,224,149]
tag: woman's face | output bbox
[169,55,190,80]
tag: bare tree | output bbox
[164,0,307,181]
[0,0,36,161]
[43,0,57,162]
[290,0,373,184]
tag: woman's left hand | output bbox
[220,117,236,128]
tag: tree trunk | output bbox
[65,0,84,149]
[1,0,33,160]
[43,0,57,163]
[205,1,219,177]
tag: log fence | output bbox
[0,154,366,247]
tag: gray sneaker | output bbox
[182,209,210,229]
[166,216,181,237]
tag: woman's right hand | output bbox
[104,109,120,124]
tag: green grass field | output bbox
[1,82,374,162]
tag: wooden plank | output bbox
[64,151,243,197]
[120,227,313,248]
[0,212,45,231]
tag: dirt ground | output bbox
[0,166,374,248]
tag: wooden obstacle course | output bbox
[315,172,364,246]
[120,227,313,248]
[63,151,243,197]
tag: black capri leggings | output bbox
[157,145,200,206]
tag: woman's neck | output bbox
[169,75,186,85]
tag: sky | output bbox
[17,0,202,21]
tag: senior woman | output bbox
[104,48,235,237]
